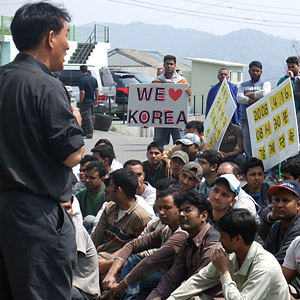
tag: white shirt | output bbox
[283,236,300,273]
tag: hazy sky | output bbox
[1,0,300,40]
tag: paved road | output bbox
[83,129,155,165]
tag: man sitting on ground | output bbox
[198,150,223,198]
[91,144,115,174]
[75,161,107,230]
[91,168,152,278]
[61,199,100,300]
[167,209,290,300]
[175,133,201,162]
[242,157,272,214]
[170,151,189,180]
[209,174,240,223]
[179,162,202,192]
[143,142,167,188]
[147,192,221,300]
[103,188,189,300]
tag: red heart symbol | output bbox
[169,88,182,101]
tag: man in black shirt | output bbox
[79,65,99,138]
[0,2,84,299]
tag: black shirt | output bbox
[0,53,84,202]
[79,73,98,104]
[142,160,167,188]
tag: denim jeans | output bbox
[153,128,182,147]
[241,119,252,159]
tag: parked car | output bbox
[56,64,117,115]
[110,69,154,83]
[111,71,140,119]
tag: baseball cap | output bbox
[176,133,200,146]
[171,150,189,164]
[181,162,203,180]
[268,180,300,197]
[215,174,240,197]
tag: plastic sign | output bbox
[246,78,299,170]
[204,78,237,150]
[127,83,189,127]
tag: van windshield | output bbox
[100,68,115,87]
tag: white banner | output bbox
[246,78,299,170]
[127,83,188,127]
[204,79,237,150]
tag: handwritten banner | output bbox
[246,78,299,170]
[204,79,237,150]
[127,83,189,127]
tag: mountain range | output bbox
[76,22,299,84]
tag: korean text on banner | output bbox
[203,79,237,150]
[127,83,189,127]
[246,78,299,170]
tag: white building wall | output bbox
[86,42,110,66]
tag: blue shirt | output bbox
[205,81,240,124]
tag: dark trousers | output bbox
[80,103,94,137]
[0,189,76,300]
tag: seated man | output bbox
[175,133,201,162]
[167,209,290,300]
[242,157,273,214]
[72,154,98,194]
[75,161,107,230]
[264,181,300,264]
[209,174,240,223]
[283,236,300,299]
[259,158,300,240]
[179,162,202,192]
[218,122,246,169]
[147,192,221,300]
[125,159,156,208]
[198,150,223,198]
[217,162,259,223]
[170,151,189,180]
[91,168,152,278]
[102,188,189,299]
[61,199,100,300]
[143,142,167,188]
[94,138,123,172]
[91,144,116,174]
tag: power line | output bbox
[108,0,300,28]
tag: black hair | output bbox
[242,157,264,175]
[249,61,263,70]
[185,120,204,134]
[80,65,87,73]
[218,67,229,74]
[155,177,181,191]
[200,150,223,168]
[91,144,115,165]
[94,138,113,149]
[11,2,70,52]
[110,168,138,198]
[80,154,98,165]
[281,158,300,179]
[286,56,299,65]
[216,209,257,245]
[174,190,212,221]
[164,55,176,63]
[147,141,163,153]
[124,159,143,169]
[85,161,107,177]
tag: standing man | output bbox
[79,64,99,139]
[237,61,271,158]
[0,2,85,299]
[277,56,300,113]
[152,55,191,146]
[206,68,240,125]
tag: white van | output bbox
[57,64,117,114]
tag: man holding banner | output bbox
[237,61,271,158]
[152,55,191,146]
